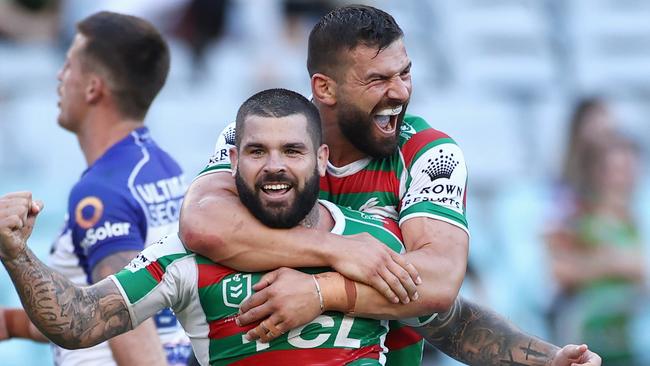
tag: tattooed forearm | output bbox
[1,248,131,349]
[417,297,560,366]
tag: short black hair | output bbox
[235,88,322,148]
[77,11,170,120]
[307,5,403,78]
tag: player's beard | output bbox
[235,168,321,229]
[337,99,405,159]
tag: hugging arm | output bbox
[418,298,601,366]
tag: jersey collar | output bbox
[326,158,372,178]
[318,200,346,235]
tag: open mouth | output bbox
[260,183,293,197]
[373,105,402,134]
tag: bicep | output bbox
[179,171,239,253]
[399,217,468,310]
[400,216,468,253]
[181,171,238,213]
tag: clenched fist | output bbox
[0,192,43,261]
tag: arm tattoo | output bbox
[2,248,131,349]
[416,297,559,366]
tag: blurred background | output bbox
[1,0,649,365]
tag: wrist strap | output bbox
[343,277,357,314]
[312,275,325,312]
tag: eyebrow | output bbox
[283,142,308,150]
[365,61,412,81]
[242,142,308,150]
[242,142,264,150]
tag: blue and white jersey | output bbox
[49,127,191,366]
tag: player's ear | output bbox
[311,73,336,106]
[85,74,104,104]
[316,144,328,176]
[229,147,238,176]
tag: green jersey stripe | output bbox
[114,252,190,304]
[196,164,231,179]
[400,200,467,227]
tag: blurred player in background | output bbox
[0,11,191,366]
[548,135,646,365]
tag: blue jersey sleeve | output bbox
[68,180,146,278]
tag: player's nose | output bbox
[262,151,287,173]
[386,76,410,103]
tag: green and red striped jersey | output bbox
[111,201,425,365]
[199,114,469,365]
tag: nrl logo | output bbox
[223,273,252,308]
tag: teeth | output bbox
[263,184,290,191]
[375,105,403,116]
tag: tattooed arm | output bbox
[2,247,131,349]
[91,252,166,365]
[417,297,601,366]
[0,192,132,350]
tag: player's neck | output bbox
[322,118,367,167]
[299,202,334,232]
[77,109,143,166]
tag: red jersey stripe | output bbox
[382,218,403,242]
[384,327,422,351]
[208,316,257,340]
[321,169,398,195]
[145,261,164,283]
[197,263,237,288]
[229,345,382,366]
[402,129,449,168]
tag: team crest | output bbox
[223,273,252,308]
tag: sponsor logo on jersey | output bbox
[223,273,252,308]
[75,196,104,229]
[403,144,465,213]
[357,197,398,220]
[135,175,186,226]
[402,193,463,211]
[223,125,236,145]
[208,149,230,166]
[126,252,152,272]
[358,197,380,213]
[422,148,459,181]
[400,123,417,136]
[207,126,236,167]
[418,184,463,197]
[81,221,131,249]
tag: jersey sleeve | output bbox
[68,181,146,276]
[196,122,236,179]
[109,234,194,328]
[399,129,470,236]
